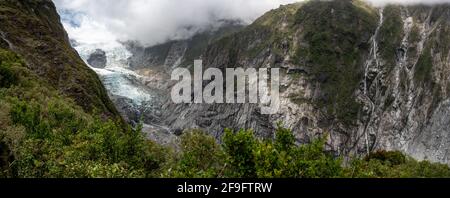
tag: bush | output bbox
[0,62,18,88]
[365,150,406,166]
[345,151,450,178]
[222,126,342,178]
[10,100,52,140]
[274,122,295,152]
[165,129,225,178]
[223,129,257,178]
[0,49,20,88]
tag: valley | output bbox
[1,0,450,178]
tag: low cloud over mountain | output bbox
[54,0,299,46]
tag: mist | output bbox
[54,0,450,47]
[54,0,301,47]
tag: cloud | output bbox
[54,0,301,46]
[54,0,450,47]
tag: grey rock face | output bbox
[87,49,107,68]
[102,2,450,165]
[361,5,450,163]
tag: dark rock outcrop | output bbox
[87,49,107,68]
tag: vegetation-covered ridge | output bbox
[1,48,449,178]
[0,49,167,177]
[0,0,120,119]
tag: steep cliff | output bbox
[0,0,120,118]
[120,0,450,164]
[361,3,450,164]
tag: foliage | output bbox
[163,129,225,178]
[345,151,450,178]
[0,50,20,88]
[4,91,168,178]
[365,150,406,166]
[223,129,258,177]
[171,126,450,178]
[221,126,342,178]
[0,49,167,178]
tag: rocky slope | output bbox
[0,0,120,119]
[100,0,450,164]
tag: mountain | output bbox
[108,0,450,165]
[2,0,450,178]
[0,0,119,118]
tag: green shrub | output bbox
[221,126,342,178]
[0,62,18,88]
[346,151,450,178]
[10,100,51,139]
[274,122,296,152]
[223,129,257,178]
[165,129,225,178]
[0,49,20,88]
[365,150,406,166]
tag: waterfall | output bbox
[362,8,384,155]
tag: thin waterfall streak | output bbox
[363,8,384,155]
